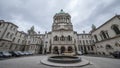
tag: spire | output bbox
[83,31,85,34]
[92,24,96,30]
[38,31,40,34]
[31,26,34,31]
[27,26,36,35]
[61,9,63,12]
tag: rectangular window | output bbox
[83,40,85,45]
[10,25,13,30]
[20,33,22,37]
[89,40,91,44]
[82,35,84,38]
[0,42,5,47]
[13,27,16,31]
[15,45,17,50]
[80,40,81,44]
[86,40,88,45]
[18,39,20,44]
[9,45,12,49]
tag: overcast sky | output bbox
[0,0,120,34]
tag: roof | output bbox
[0,20,18,28]
[77,34,91,35]
[54,9,71,18]
[59,9,65,13]
[91,15,120,33]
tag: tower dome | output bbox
[54,9,71,18]
[52,9,73,31]
[53,9,71,23]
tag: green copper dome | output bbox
[59,9,65,13]
[54,9,71,18]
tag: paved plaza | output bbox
[0,55,120,68]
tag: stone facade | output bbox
[0,20,18,51]
[91,15,120,56]
[0,20,43,54]
[77,34,95,54]
[0,10,120,56]
[43,10,95,54]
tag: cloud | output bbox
[0,0,120,34]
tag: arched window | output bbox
[67,35,72,41]
[61,46,66,53]
[97,46,99,48]
[0,42,5,47]
[10,33,13,39]
[115,43,120,47]
[86,40,88,44]
[111,24,120,35]
[91,46,94,50]
[68,46,73,52]
[6,32,10,38]
[28,41,30,44]
[81,46,83,50]
[12,37,15,42]
[106,44,113,49]
[83,40,85,45]
[100,45,103,48]
[54,35,59,41]
[94,35,98,42]
[53,46,59,54]
[103,52,105,55]
[18,39,20,43]
[60,35,65,41]
[100,31,107,39]
[88,46,90,50]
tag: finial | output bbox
[31,26,34,30]
[83,31,85,34]
[38,31,40,34]
[92,24,96,30]
[59,9,64,13]
[61,9,63,12]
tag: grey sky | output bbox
[0,0,120,34]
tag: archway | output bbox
[111,24,120,35]
[106,44,113,55]
[68,46,73,53]
[106,44,113,49]
[61,46,66,53]
[53,46,59,54]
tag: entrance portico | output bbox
[51,45,75,54]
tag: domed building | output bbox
[0,9,96,55]
[1,9,120,56]
[43,9,78,54]
[43,9,95,54]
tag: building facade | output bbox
[43,10,95,54]
[0,20,43,54]
[0,10,120,56]
[91,15,120,56]
[0,20,18,51]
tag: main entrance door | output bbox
[68,46,73,53]
[53,46,59,54]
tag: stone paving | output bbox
[0,55,96,68]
